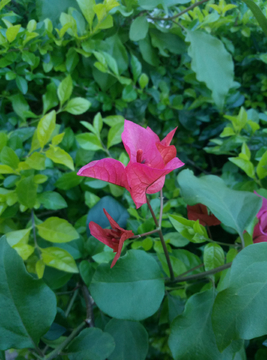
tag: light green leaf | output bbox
[38,191,67,210]
[52,132,65,146]
[67,328,115,360]
[1,146,19,169]
[37,217,79,243]
[46,145,74,170]
[0,133,8,152]
[0,0,11,11]
[93,112,103,134]
[169,214,208,243]
[212,243,267,351]
[13,243,34,261]
[16,176,37,208]
[107,122,124,148]
[90,250,165,320]
[0,164,17,174]
[6,24,21,42]
[204,243,225,271]
[36,260,45,279]
[25,152,46,170]
[178,169,262,236]
[42,82,59,114]
[76,0,96,29]
[57,75,73,106]
[0,237,57,350]
[64,97,91,115]
[6,228,31,247]
[37,110,56,149]
[76,133,103,151]
[186,30,234,109]
[169,289,243,360]
[257,150,267,179]
[41,246,78,273]
[85,191,100,208]
[129,15,148,41]
[97,14,113,29]
[229,157,255,178]
[139,73,149,89]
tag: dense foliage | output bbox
[1,0,267,359]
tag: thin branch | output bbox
[65,287,79,317]
[147,0,210,21]
[82,285,94,327]
[159,190,164,228]
[168,262,232,284]
[146,195,175,281]
[177,263,204,278]
[45,322,86,360]
[240,233,245,249]
[130,229,159,239]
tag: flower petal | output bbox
[89,222,115,249]
[103,208,125,232]
[110,231,133,268]
[77,158,129,191]
[122,120,164,168]
[160,127,177,146]
[254,234,267,243]
[156,142,177,164]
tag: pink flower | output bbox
[78,120,184,208]
[253,192,267,243]
[89,209,134,268]
[187,204,221,227]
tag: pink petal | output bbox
[254,234,267,243]
[156,143,177,164]
[126,158,184,208]
[146,177,165,194]
[103,208,125,232]
[77,158,129,191]
[160,127,177,146]
[121,120,164,168]
[89,222,115,249]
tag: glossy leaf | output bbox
[0,237,57,350]
[25,152,46,170]
[37,110,56,149]
[46,145,74,170]
[41,246,79,273]
[204,243,225,271]
[76,133,103,151]
[90,250,165,320]
[38,191,67,210]
[178,170,262,236]
[36,217,79,243]
[64,97,91,115]
[57,75,73,106]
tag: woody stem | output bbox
[146,195,175,281]
[130,229,159,239]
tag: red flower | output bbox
[89,209,134,268]
[253,192,267,243]
[77,120,184,208]
[187,204,221,227]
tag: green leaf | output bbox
[37,110,56,149]
[105,319,148,360]
[178,169,262,236]
[85,191,100,208]
[107,122,124,148]
[67,328,115,360]
[0,165,17,174]
[212,243,267,351]
[229,157,255,178]
[13,243,34,261]
[130,54,142,83]
[6,24,21,42]
[79,260,95,286]
[42,82,59,114]
[90,250,164,320]
[242,0,267,37]
[169,214,208,243]
[76,0,96,29]
[150,29,186,56]
[169,289,243,360]
[1,146,19,169]
[122,84,137,102]
[37,217,79,243]
[203,243,225,271]
[139,73,149,89]
[76,133,103,151]
[55,172,82,190]
[57,75,73,106]
[16,176,37,208]
[41,247,78,273]
[52,132,65,146]
[139,35,159,67]
[0,237,57,350]
[66,47,79,72]
[64,97,91,115]
[129,15,148,41]
[93,112,103,134]
[38,191,67,210]
[25,152,46,170]
[15,76,28,95]
[0,0,11,11]
[6,228,31,247]
[186,30,234,109]
[46,145,74,170]
[0,133,8,152]
[257,150,267,179]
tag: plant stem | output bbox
[168,262,232,284]
[159,190,164,228]
[31,210,42,257]
[65,287,79,317]
[205,237,240,248]
[240,233,245,249]
[82,285,94,327]
[177,263,204,278]
[45,322,86,360]
[146,195,175,281]
[130,229,159,239]
[148,0,210,21]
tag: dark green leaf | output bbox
[16,176,37,208]
[129,16,148,41]
[38,191,68,210]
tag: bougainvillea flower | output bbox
[78,120,184,208]
[253,192,267,243]
[89,209,134,268]
[187,204,221,227]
